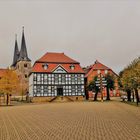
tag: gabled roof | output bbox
[52,65,67,73]
[85,60,114,77]
[32,52,84,73]
[89,60,110,70]
[36,52,79,64]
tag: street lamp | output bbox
[96,70,108,102]
[97,70,103,102]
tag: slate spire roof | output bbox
[18,27,31,61]
[12,27,31,67]
[12,34,20,66]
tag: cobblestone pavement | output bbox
[0,101,140,140]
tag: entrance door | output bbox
[57,87,63,96]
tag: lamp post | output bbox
[96,70,108,102]
[97,70,103,102]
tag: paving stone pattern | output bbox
[0,102,140,140]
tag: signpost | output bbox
[95,73,107,102]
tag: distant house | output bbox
[84,60,119,99]
[29,52,85,102]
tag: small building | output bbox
[29,52,85,102]
[84,60,119,99]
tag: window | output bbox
[44,74,47,83]
[36,86,41,96]
[97,70,101,74]
[42,64,48,70]
[54,74,59,84]
[24,64,27,67]
[77,75,81,84]
[71,75,75,84]
[25,74,28,78]
[62,74,65,84]
[33,74,37,81]
[105,70,108,74]
[70,65,75,70]
[37,74,41,84]
[44,86,48,93]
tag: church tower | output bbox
[16,27,31,76]
[11,27,31,94]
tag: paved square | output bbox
[0,101,140,140]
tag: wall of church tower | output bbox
[14,60,31,95]
[16,61,31,81]
[16,61,31,75]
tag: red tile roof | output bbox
[32,52,84,73]
[36,52,79,64]
[89,60,110,70]
[0,69,7,77]
[85,60,117,77]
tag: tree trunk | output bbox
[22,91,23,101]
[85,89,89,100]
[132,90,135,102]
[135,88,139,106]
[85,78,89,100]
[94,91,98,101]
[106,87,110,100]
[127,89,131,102]
[26,92,29,102]
[6,94,9,106]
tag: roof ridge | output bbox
[47,52,64,54]
[93,60,110,69]
[37,52,79,64]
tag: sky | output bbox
[0,0,140,74]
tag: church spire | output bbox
[12,34,19,66]
[18,26,31,61]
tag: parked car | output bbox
[120,95,127,101]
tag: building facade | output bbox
[29,52,85,102]
[84,60,119,99]
[11,27,31,95]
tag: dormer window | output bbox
[70,65,75,70]
[42,64,48,70]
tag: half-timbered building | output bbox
[29,52,85,102]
